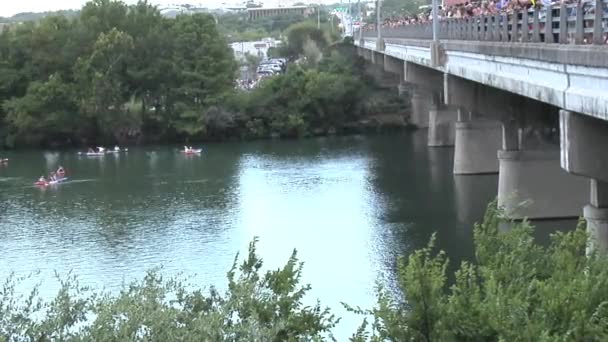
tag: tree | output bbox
[350,205,608,341]
[167,13,237,138]
[282,21,329,59]
[76,28,135,135]
[3,74,79,145]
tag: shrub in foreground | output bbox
[350,205,608,341]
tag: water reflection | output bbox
[0,134,579,339]
[453,175,499,224]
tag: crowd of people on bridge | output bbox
[362,0,607,43]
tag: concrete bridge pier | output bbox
[453,114,502,175]
[497,109,587,219]
[428,107,457,147]
[585,180,608,254]
[410,88,432,129]
[497,148,588,219]
[371,51,383,67]
[404,62,444,130]
[560,110,608,253]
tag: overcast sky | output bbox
[0,0,294,17]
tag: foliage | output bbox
[0,0,237,147]
[3,206,608,340]
[216,7,338,43]
[350,204,608,341]
[232,52,366,139]
[281,22,330,59]
[0,239,338,340]
[0,10,80,24]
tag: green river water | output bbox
[0,131,575,338]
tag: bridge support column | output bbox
[398,82,408,96]
[585,180,608,254]
[428,108,457,147]
[497,149,587,219]
[410,88,431,129]
[371,51,383,67]
[560,110,608,253]
[453,118,502,174]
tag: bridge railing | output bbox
[361,0,608,45]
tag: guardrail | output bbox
[360,0,608,45]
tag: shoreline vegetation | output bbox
[3,206,608,340]
[0,0,408,150]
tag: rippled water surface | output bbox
[0,132,573,338]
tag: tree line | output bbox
[0,0,237,147]
[0,0,406,148]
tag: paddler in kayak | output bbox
[56,166,65,178]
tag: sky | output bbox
[0,0,326,17]
[0,1,228,17]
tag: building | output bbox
[247,6,313,20]
[230,38,282,61]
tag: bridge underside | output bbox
[357,38,608,251]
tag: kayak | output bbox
[181,149,202,154]
[0,158,7,163]
[107,148,128,154]
[78,152,105,156]
[35,177,68,187]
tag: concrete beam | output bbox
[360,39,608,120]
[441,40,608,69]
[454,119,502,174]
[404,61,443,90]
[560,110,608,183]
[383,54,403,76]
[444,74,528,121]
[497,149,588,219]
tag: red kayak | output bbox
[35,177,68,187]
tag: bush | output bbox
[0,239,338,340]
[350,204,608,341]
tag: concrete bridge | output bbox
[355,0,608,252]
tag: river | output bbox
[0,131,575,338]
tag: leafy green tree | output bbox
[282,22,329,59]
[76,28,135,135]
[167,13,237,137]
[350,204,608,341]
[3,74,79,145]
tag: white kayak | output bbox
[79,152,105,156]
[107,148,129,153]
